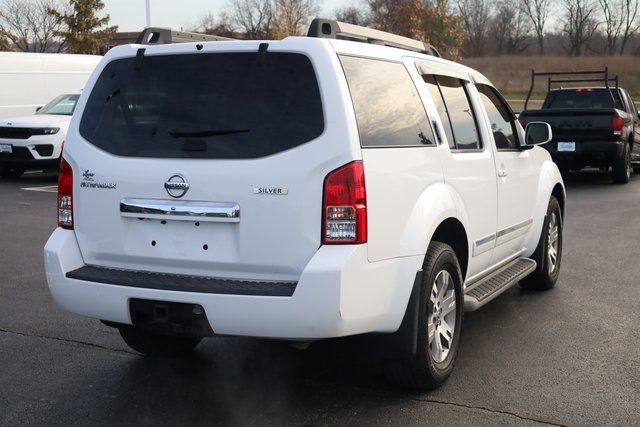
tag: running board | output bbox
[464,257,536,311]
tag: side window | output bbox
[476,84,519,150]
[424,75,455,149]
[423,74,481,151]
[340,56,436,147]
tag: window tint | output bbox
[340,56,435,147]
[477,84,519,150]
[544,88,623,110]
[79,52,324,159]
[424,75,455,149]
[423,75,480,150]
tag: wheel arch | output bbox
[431,218,469,281]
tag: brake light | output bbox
[576,88,593,92]
[58,158,73,229]
[322,161,367,244]
[612,116,623,136]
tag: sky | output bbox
[101,0,355,32]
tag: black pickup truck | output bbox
[518,69,640,184]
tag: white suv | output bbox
[0,93,79,178]
[44,20,565,390]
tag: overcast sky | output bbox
[102,0,355,32]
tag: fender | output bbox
[398,181,461,258]
[523,153,566,256]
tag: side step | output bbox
[464,257,536,311]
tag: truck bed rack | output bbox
[524,68,619,110]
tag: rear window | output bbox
[543,89,623,110]
[79,52,324,159]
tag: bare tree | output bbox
[600,0,624,54]
[366,0,418,33]
[272,0,319,38]
[226,0,274,39]
[0,34,9,50]
[333,5,370,25]
[522,0,552,55]
[562,0,601,56]
[456,0,492,56]
[618,0,640,53]
[491,0,532,55]
[0,0,67,52]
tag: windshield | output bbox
[36,94,80,116]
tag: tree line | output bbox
[2,0,640,59]
[0,0,115,54]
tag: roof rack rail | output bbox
[524,68,619,110]
[135,27,235,45]
[307,18,440,57]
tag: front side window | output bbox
[340,56,435,148]
[476,84,519,150]
[79,52,324,159]
[423,74,481,151]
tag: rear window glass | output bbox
[79,52,324,159]
[543,89,623,110]
[340,55,435,147]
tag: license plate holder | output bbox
[0,144,12,154]
[557,142,575,152]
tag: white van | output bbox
[0,52,101,119]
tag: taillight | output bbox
[518,116,525,128]
[58,158,73,229]
[612,116,623,136]
[322,161,367,244]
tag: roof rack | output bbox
[307,18,440,57]
[135,27,235,45]
[524,68,619,110]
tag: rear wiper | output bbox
[168,128,250,138]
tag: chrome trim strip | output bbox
[473,233,495,257]
[496,218,533,239]
[120,198,240,222]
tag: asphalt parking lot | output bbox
[1,169,639,426]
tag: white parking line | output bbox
[22,185,58,193]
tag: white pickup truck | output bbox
[44,20,565,390]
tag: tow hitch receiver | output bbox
[129,299,214,337]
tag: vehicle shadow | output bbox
[561,168,623,188]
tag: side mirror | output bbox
[524,122,552,146]
[35,106,42,113]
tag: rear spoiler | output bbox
[524,68,619,110]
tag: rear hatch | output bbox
[67,42,344,282]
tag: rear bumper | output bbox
[545,140,625,169]
[44,228,420,340]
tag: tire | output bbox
[383,242,464,390]
[118,326,202,357]
[520,196,562,291]
[0,167,25,179]
[612,142,631,184]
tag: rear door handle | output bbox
[498,169,508,177]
